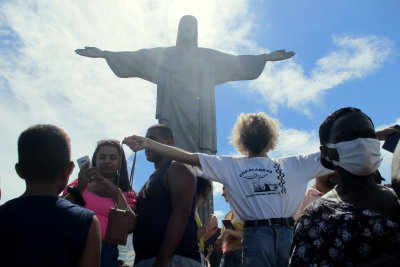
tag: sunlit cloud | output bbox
[0,0,255,202]
[214,210,225,219]
[213,181,224,196]
[248,35,393,114]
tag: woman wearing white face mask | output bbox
[290,107,400,266]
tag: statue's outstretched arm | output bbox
[75,47,105,58]
[264,49,295,62]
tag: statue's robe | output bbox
[104,46,266,154]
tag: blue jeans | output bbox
[242,225,293,267]
[101,241,119,267]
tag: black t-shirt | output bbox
[0,195,94,267]
[133,161,200,264]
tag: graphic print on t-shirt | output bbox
[240,162,286,197]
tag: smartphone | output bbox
[77,155,91,169]
[382,125,400,153]
[222,219,235,230]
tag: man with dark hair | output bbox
[0,124,101,267]
[132,124,201,267]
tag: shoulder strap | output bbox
[114,145,137,208]
[129,151,137,189]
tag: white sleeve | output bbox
[197,153,232,184]
[282,152,331,184]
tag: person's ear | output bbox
[63,161,75,179]
[15,163,25,179]
[319,145,335,170]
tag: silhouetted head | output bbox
[319,107,380,176]
[176,15,198,47]
[145,124,174,163]
[16,124,73,189]
[222,186,229,203]
[196,176,212,205]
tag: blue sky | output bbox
[1,0,399,222]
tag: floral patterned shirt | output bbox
[289,189,400,266]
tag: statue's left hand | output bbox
[75,46,104,58]
[266,50,295,61]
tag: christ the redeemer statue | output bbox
[76,15,294,154]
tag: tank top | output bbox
[133,161,200,264]
[0,195,94,267]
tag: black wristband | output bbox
[67,186,86,207]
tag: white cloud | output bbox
[248,35,393,113]
[214,210,225,219]
[272,128,320,157]
[0,0,256,202]
[213,181,224,196]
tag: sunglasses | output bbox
[96,139,121,147]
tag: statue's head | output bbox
[176,15,198,47]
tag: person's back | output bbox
[133,161,199,264]
[0,124,101,267]
[132,124,201,267]
[0,196,95,266]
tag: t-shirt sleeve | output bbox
[61,179,79,197]
[283,152,331,185]
[197,153,232,184]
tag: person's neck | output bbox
[102,173,117,184]
[154,157,172,170]
[23,181,61,197]
[335,168,378,195]
[177,39,194,47]
[315,181,334,194]
[248,152,267,158]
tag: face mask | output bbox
[324,138,382,176]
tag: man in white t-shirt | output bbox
[124,113,330,267]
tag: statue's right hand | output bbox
[75,46,104,58]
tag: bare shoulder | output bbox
[166,161,196,181]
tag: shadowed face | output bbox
[177,15,198,46]
[145,128,170,163]
[95,145,120,179]
[321,112,376,164]
[222,186,229,202]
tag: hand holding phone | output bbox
[383,125,400,153]
[76,156,94,191]
[222,219,235,230]
[77,156,91,169]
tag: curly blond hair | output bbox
[230,112,280,156]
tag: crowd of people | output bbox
[1,107,400,267]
